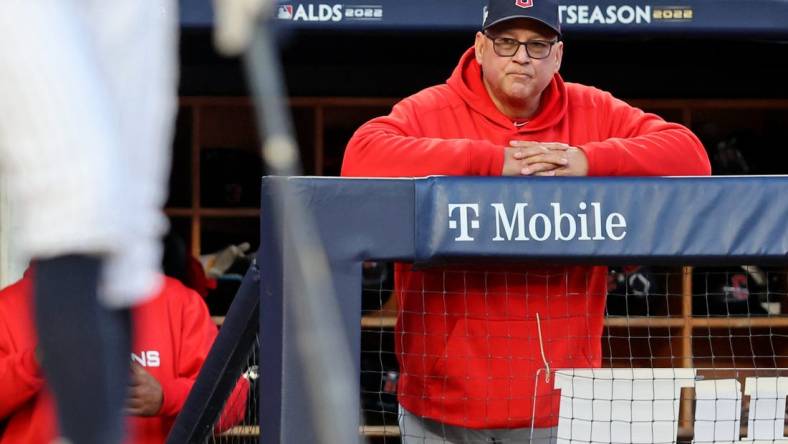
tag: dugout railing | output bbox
[168,175,788,444]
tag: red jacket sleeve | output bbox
[0,334,45,420]
[341,97,504,177]
[157,287,217,417]
[578,91,711,176]
[213,374,249,433]
[157,287,248,429]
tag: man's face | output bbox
[474,18,563,108]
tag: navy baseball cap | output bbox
[482,0,561,36]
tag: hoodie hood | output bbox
[446,46,567,132]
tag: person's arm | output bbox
[578,92,711,176]
[156,289,218,417]
[0,337,45,419]
[157,287,248,430]
[212,371,249,433]
[341,96,505,177]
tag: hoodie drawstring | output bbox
[536,313,551,384]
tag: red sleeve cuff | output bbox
[470,142,505,176]
[578,142,612,176]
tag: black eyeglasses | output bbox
[483,32,558,59]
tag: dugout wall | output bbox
[257,175,788,444]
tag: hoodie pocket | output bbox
[428,316,594,425]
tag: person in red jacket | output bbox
[0,272,248,444]
[342,0,711,442]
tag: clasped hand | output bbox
[502,140,588,176]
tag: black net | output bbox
[206,337,259,444]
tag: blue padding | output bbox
[180,0,788,38]
[414,176,788,264]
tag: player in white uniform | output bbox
[0,1,177,443]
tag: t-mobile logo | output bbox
[448,203,480,241]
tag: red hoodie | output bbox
[0,274,248,444]
[342,48,710,429]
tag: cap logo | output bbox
[515,0,534,8]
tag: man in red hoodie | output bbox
[0,272,248,444]
[342,0,711,442]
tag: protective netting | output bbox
[207,337,259,444]
[358,263,788,444]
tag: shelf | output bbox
[605,317,685,328]
[199,208,259,217]
[216,425,788,440]
[692,317,788,328]
[218,425,401,438]
[179,96,399,110]
[629,98,788,110]
[179,96,788,110]
[218,425,259,438]
[360,425,400,438]
[165,208,260,218]
[361,315,397,328]
[164,208,194,217]
[360,315,788,330]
